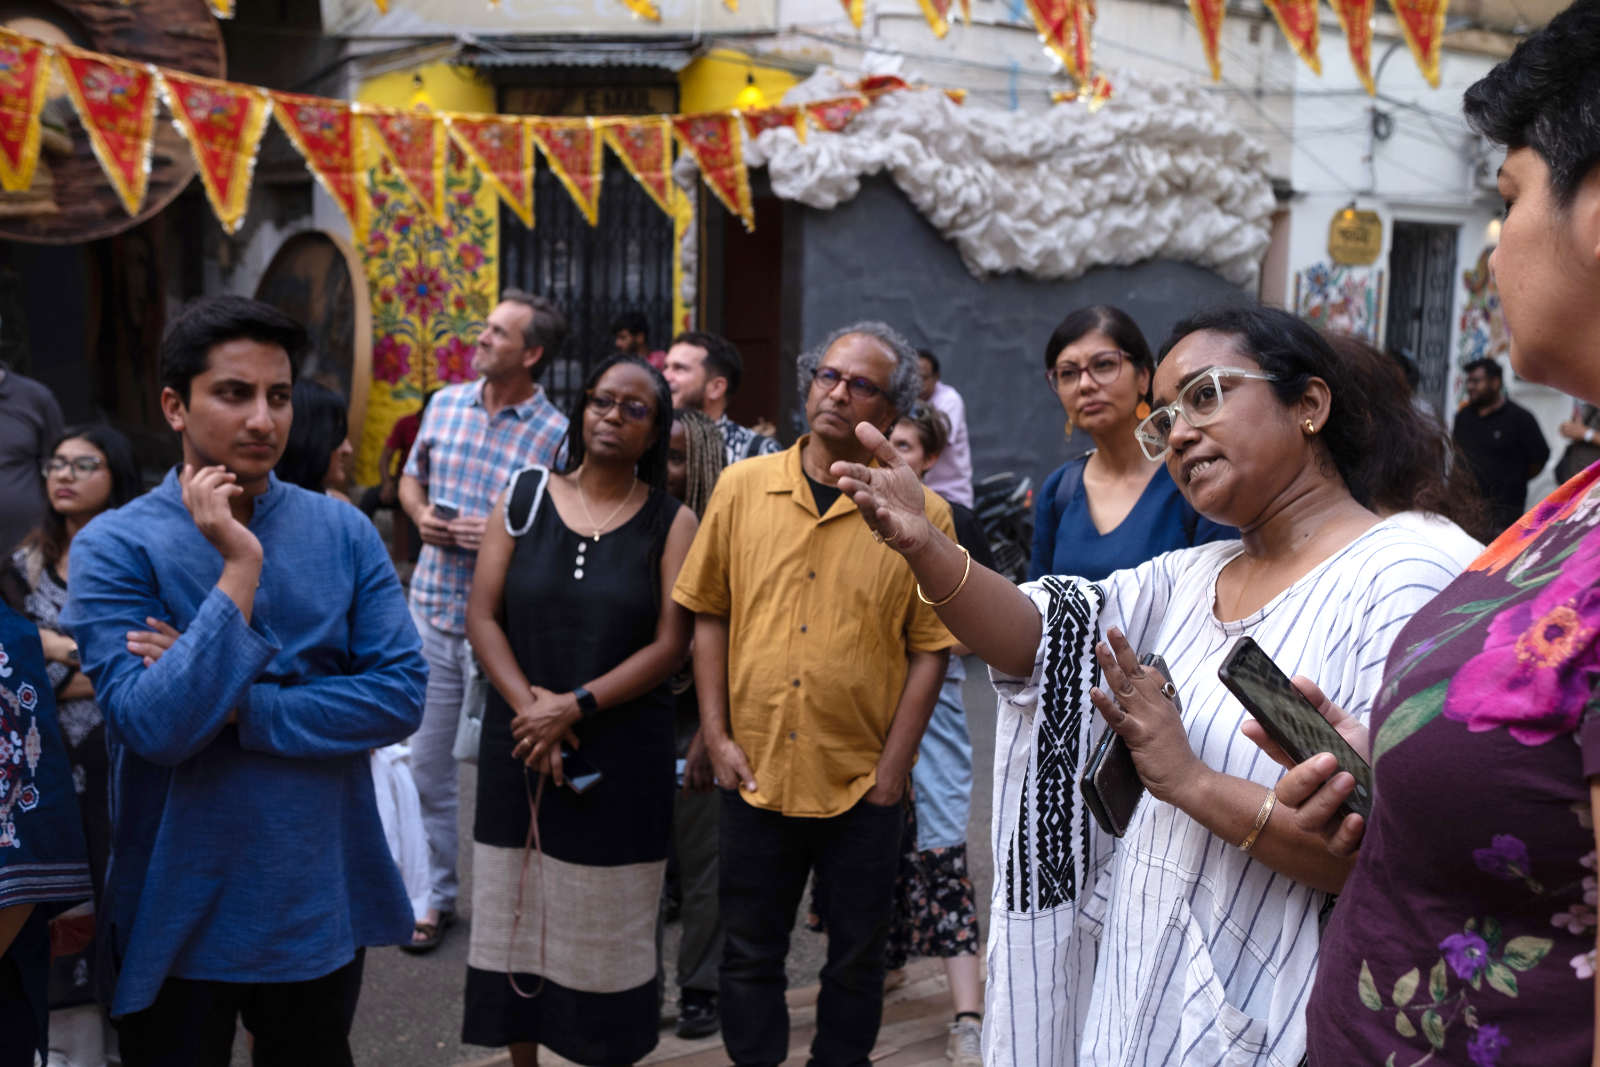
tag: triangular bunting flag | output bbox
[919,0,957,37]
[1263,0,1322,73]
[741,106,806,143]
[529,117,602,226]
[724,0,738,8]
[671,112,753,232]
[56,47,158,216]
[945,89,969,105]
[271,91,361,231]
[842,0,865,28]
[1391,0,1448,88]
[599,116,674,218]
[856,75,911,99]
[447,113,533,227]
[1027,0,1088,80]
[160,71,269,234]
[363,107,447,226]
[805,96,869,134]
[208,0,235,15]
[1188,0,1227,81]
[1086,73,1114,111]
[1330,0,1376,94]
[619,0,662,18]
[0,30,53,193]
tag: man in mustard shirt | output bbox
[673,322,955,1066]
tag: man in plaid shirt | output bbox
[398,289,569,951]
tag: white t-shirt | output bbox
[986,520,1462,1067]
[1384,509,1484,570]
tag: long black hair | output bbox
[275,379,348,492]
[24,423,141,571]
[558,353,673,491]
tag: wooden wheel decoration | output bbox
[0,0,224,244]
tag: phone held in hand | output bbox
[1079,653,1178,837]
[561,747,604,794]
[431,499,460,521]
[1216,635,1373,820]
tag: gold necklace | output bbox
[577,467,637,543]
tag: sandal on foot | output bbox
[400,911,455,954]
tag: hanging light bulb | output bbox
[735,71,765,110]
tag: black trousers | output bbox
[718,791,903,1067]
[115,950,365,1067]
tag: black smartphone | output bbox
[1078,653,1177,837]
[432,499,460,521]
[561,747,603,794]
[1216,636,1372,819]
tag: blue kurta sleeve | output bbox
[62,525,278,768]
[235,520,426,759]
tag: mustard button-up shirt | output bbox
[672,438,957,817]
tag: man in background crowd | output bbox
[611,311,665,369]
[1452,357,1550,534]
[916,350,973,508]
[663,331,780,465]
[0,356,64,555]
[399,290,569,953]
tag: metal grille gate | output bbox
[500,160,676,415]
[1385,221,1460,413]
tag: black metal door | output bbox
[501,160,676,414]
[1385,221,1459,414]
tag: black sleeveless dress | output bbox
[464,468,677,1063]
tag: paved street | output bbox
[244,663,997,1066]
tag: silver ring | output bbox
[1161,681,1177,699]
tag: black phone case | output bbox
[1079,654,1177,837]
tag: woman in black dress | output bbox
[464,354,696,1065]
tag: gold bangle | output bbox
[1238,789,1277,852]
[916,545,972,607]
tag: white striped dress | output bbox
[986,521,1462,1066]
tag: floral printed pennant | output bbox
[447,113,533,227]
[0,29,52,193]
[671,112,753,232]
[270,91,361,232]
[529,117,602,227]
[160,71,270,234]
[56,47,159,216]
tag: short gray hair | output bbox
[796,321,923,417]
[500,289,568,355]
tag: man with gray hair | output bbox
[397,289,568,952]
[672,323,955,1065]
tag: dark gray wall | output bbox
[793,176,1252,488]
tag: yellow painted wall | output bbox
[357,62,493,114]
[679,49,799,114]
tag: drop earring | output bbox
[1064,416,1074,437]
[1135,401,1151,420]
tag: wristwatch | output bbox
[65,644,80,667]
[572,686,599,719]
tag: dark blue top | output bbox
[61,471,428,1016]
[1027,455,1236,581]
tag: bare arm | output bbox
[864,648,949,805]
[833,423,1041,678]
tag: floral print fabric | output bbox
[1309,466,1600,1066]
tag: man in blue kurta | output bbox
[61,296,428,1066]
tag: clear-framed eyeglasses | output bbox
[1134,367,1279,462]
[1046,349,1126,392]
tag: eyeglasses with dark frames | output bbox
[42,456,106,478]
[1046,350,1127,392]
[811,366,886,402]
[586,391,654,423]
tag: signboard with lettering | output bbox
[1328,209,1384,266]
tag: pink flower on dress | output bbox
[1571,949,1596,980]
[1443,526,1600,745]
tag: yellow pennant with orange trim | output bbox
[161,71,270,234]
[842,0,865,28]
[619,0,662,19]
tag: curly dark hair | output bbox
[558,354,673,491]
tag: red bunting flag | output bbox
[56,47,159,216]
[1263,0,1322,73]
[1391,0,1448,88]
[599,116,675,218]
[270,91,361,231]
[842,0,865,28]
[0,29,52,193]
[363,107,447,227]
[1329,0,1376,94]
[1026,0,1093,81]
[1188,0,1227,81]
[671,112,753,232]
[805,96,869,134]
[1086,73,1114,111]
[160,71,270,234]
[856,75,911,99]
[447,113,533,227]
[741,105,807,143]
[529,117,602,226]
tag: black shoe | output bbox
[675,989,719,1039]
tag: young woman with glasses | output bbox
[832,304,1469,1066]
[463,354,697,1065]
[1029,305,1233,581]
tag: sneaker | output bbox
[946,1017,982,1066]
[676,988,720,1040]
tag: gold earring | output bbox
[1304,419,1317,435]
[1064,416,1074,437]
[1135,401,1151,420]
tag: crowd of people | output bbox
[0,5,1596,1067]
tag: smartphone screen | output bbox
[561,747,603,794]
[432,499,460,521]
[1216,636,1372,819]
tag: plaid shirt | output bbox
[404,380,568,632]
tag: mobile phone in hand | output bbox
[1217,636,1372,819]
[561,747,603,794]
[431,499,460,521]
[1079,653,1177,837]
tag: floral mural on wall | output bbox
[1295,261,1382,343]
[355,143,497,484]
[1458,247,1510,366]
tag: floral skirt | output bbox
[885,798,980,969]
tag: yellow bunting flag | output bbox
[804,96,869,134]
[945,89,969,105]
[0,30,53,193]
[1391,0,1448,88]
[529,117,602,226]
[208,0,235,15]
[1263,0,1322,73]
[447,113,533,227]
[724,0,738,8]
[842,0,865,28]
[1329,0,1376,94]
[919,0,957,37]
[672,112,753,232]
[1188,0,1227,81]
[741,106,806,143]
[270,90,362,232]
[55,47,159,216]
[619,0,662,18]
[160,72,269,234]
[599,116,675,218]
[363,107,447,227]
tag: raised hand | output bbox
[179,464,262,565]
[1242,676,1369,856]
[831,422,936,554]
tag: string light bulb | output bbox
[735,71,765,110]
